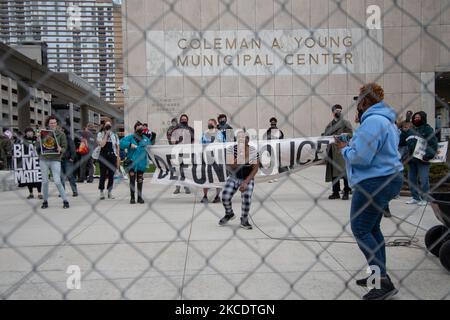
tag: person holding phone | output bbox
[97,120,121,200]
[336,83,403,300]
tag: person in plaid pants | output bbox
[219,130,260,230]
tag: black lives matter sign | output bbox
[13,144,42,184]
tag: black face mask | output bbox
[104,125,112,131]
[208,124,214,130]
[219,120,226,126]
[413,119,423,127]
[270,123,277,128]
[180,121,188,126]
[334,112,342,119]
[136,128,143,135]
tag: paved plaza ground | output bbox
[0,166,449,300]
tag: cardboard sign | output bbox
[13,143,42,184]
[39,130,59,155]
[412,136,448,163]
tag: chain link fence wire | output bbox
[0,0,450,300]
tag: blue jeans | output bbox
[61,159,78,194]
[40,159,67,202]
[350,173,403,276]
[408,158,430,201]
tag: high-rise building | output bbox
[0,0,124,110]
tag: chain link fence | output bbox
[1,0,450,300]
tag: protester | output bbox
[61,125,78,197]
[167,118,178,145]
[21,128,42,199]
[336,83,403,300]
[170,114,194,194]
[97,120,121,200]
[78,125,95,183]
[120,121,152,204]
[323,104,353,200]
[219,129,260,230]
[37,116,69,209]
[403,111,438,206]
[263,117,285,183]
[200,119,225,204]
[217,114,234,142]
[0,129,13,170]
[398,112,414,163]
[263,117,285,140]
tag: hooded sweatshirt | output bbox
[342,101,403,187]
[404,111,438,162]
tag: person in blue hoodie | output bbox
[335,83,403,301]
[120,121,152,204]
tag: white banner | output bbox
[146,137,334,188]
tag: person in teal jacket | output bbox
[120,121,153,204]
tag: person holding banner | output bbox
[171,114,195,195]
[403,111,438,206]
[337,83,403,300]
[323,105,353,200]
[37,116,69,209]
[22,128,42,199]
[217,114,235,142]
[120,121,152,204]
[200,119,225,204]
[219,130,260,230]
[97,120,121,200]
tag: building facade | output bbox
[0,0,124,109]
[123,0,450,142]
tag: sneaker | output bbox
[38,194,43,200]
[405,198,419,205]
[87,180,93,184]
[417,200,428,206]
[362,277,398,300]
[219,213,235,226]
[63,201,70,209]
[137,197,145,204]
[240,220,253,230]
[108,192,115,199]
[383,207,392,218]
[356,274,391,288]
[73,192,78,197]
[342,192,349,200]
[100,191,105,200]
[41,201,48,209]
[200,196,208,204]
[212,196,221,203]
[185,187,191,194]
[328,193,340,200]
[27,194,34,199]
[173,187,181,194]
[130,197,136,204]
